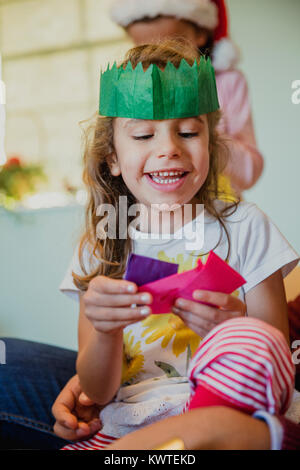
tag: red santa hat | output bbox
[110,0,240,72]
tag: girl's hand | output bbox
[52,375,102,441]
[172,290,246,338]
[82,276,152,335]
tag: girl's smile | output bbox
[144,169,189,192]
[109,116,210,208]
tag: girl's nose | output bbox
[157,151,179,159]
[157,135,180,159]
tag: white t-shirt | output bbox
[59,201,299,438]
[60,201,299,303]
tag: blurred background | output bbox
[0,0,299,350]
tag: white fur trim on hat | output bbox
[110,0,218,30]
[212,38,240,72]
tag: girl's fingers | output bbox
[88,419,102,435]
[175,294,246,323]
[172,307,210,338]
[87,305,151,323]
[76,419,102,439]
[53,421,80,441]
[53,420,100,441]
[174,297,225,323]
[172,306,216,331]
[192,290,246,314]
[89,276,138,295]
[76,422,91,437]
[54,404,78,429]
[219,294,246,314]
[51,386,78,429]
[85,291,152,308]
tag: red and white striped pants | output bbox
[62,317,295,450]
[62,432,117,450]
[187,317,295,414]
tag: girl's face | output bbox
[127,17,209,48]
[109,116,210,209]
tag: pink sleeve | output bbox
[216,70,264,193]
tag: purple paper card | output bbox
[124,253,178,286]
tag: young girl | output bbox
[59,40,299,450]
[110,0,264,196]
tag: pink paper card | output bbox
[138,252,246,314]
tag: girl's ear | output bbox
[107,152,121,176]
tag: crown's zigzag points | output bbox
[99,58,219,120]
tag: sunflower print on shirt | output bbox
[122,330,145,385]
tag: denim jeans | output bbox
[0,338,77,449]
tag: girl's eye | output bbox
[133,135,153,141]
[179,132,199,138]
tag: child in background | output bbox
[59,39,298,450]
[110,0,264,196]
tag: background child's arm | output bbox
[105,406,271,450]
[245,269,290,342]
[218,70,264,193]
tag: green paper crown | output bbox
[99,57,219,120]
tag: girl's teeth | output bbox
[152,176,181,184]
[149,170,185,184]
[152,171,184,176]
